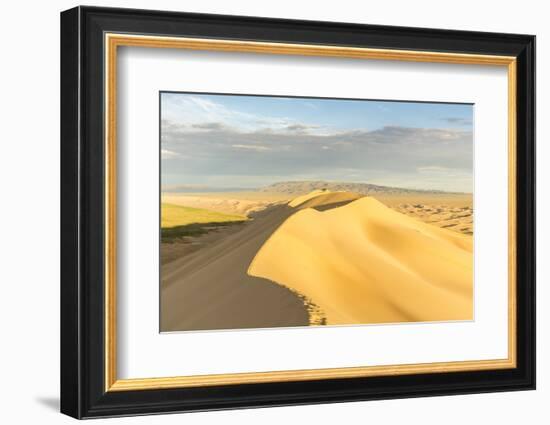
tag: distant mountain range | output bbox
[260,181,460,195]
[162,185,250,193]
[162,181,466,195]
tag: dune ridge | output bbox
[248,195,473,325]
[288,189,329,207]
[289,190,363,210]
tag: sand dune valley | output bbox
[160,181,473,332]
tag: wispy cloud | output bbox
[162,93,328,135]
[442,117,473,126]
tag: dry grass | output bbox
[161,203,245,228]
[161,203,246,243]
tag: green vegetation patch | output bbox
[161,203,246,243]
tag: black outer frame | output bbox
[60,5,536,419]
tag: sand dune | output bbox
[160,190,363,331]
[248,196,473,325]
[161,189,473,331]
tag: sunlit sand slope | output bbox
[248,196,473,325]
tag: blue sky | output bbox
[160,92,473,192]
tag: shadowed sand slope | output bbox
[161,205,307,331]
[248,196,473,325]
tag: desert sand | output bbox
[373,193,473,235]
[388,201,473,235]
[162,190,473,235]
[161,187,473,331]
[162,192,290,216]
[160,190,364,331]
[248,194,473,325]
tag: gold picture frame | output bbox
[104,33,517,392]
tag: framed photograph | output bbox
[60,6,535,419]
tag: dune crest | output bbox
[292,191,363,210]
[288,189,330,207]
[248,195,473,325]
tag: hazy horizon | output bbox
[160,180,472,194]
[161,92,473,192]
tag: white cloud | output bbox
[231,144,271,152]
[161,149,182,159]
